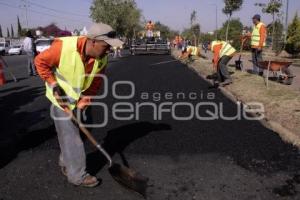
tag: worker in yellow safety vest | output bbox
[179,45,205,60]
[35,23,123,187]
[208,40,236,86]
[245,14,267,75]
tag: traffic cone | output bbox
[0,62,6,86]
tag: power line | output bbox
[27,0,90,18]
[0,1,91,25]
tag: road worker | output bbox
[208,40,236,86]
[145,20,155,38]
[35,23,123,187]
[245,14,267,75]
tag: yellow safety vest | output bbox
[211,41,236,57]
[45,36,107,110]
[187,46,198,56]
[251,22,266,47]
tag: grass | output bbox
[173,49,300,147]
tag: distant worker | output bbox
[245,14,267,75]
[208,40,236,86]
[23,30,37,76]
[145,20,155,38]
[113,45,123,58]
[179,45,207,60]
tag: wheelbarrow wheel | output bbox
[279,68,294,85]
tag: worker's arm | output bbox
[34,39,62,87]
[259,24,267,49]
[179,49,192,59]
[212,44,222,71]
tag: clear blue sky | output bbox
[0,0,299,36]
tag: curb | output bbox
[172,50,300,149]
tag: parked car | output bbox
[0,42,10,56]
[35,38,54,54]
[8,45,23,55]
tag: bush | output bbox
[285,13,300,56]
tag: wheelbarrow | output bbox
[258,61,294,88]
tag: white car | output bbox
[8,45,23,55]
[0,42,10,55]
[35,38,54,54]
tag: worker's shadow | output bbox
[86,122,171,176]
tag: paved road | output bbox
[1,54,300,200]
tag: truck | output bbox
[0,38,10,56]
[130,30,171,55]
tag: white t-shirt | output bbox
[23,37,33,53]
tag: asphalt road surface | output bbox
[1,53,300,200]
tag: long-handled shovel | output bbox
[235,37,247,71]
[65,108,149,197]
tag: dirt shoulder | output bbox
[172,49,300,148]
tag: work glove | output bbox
[52,84,69,109]
[77,96,92,110]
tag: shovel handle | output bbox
[65,109,113,167]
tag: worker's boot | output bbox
[219,79,233,87]
[80,174,100,188]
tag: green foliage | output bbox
[222,0,243,41]
[0,25,2,37]
[255,0,283,50]
[155,21,178,39]
[261,0,282,16]
[10,24,14,38]
[17,16,22,37]
[6,27,10,38]
[90,0,141,38]
[199,33,215,43]
[181,23,201,46]
[267,20,284,54]
[217,18,243,49]
[285,13,300,56]
[222,0,243,16]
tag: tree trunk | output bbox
[271,14,275,50]
[225,14,232,42]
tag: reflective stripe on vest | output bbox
[187,46,198,56]
[211,41,236,57]
[251,22,266,47]
[45,36,107,110]
[219,42,236,57]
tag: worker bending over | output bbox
[35,23,123,187]
[208,40,236,86]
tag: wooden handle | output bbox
[66,109,99,147]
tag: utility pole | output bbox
[21,0,29,29]
[210,4,218,39]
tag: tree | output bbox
[154,21,177,39]
[90,0,141,38]
[17,16,22,37]
[255,0,282,49]
[217,18,243,49]
[189,10,200,46]
[0,25,2,37]
[285,13,300,56]
[267,20,284,54]
[7,27,10,38]
[11,24,14,38]
[222,0,243,41]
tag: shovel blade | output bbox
[109,163,149,198]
